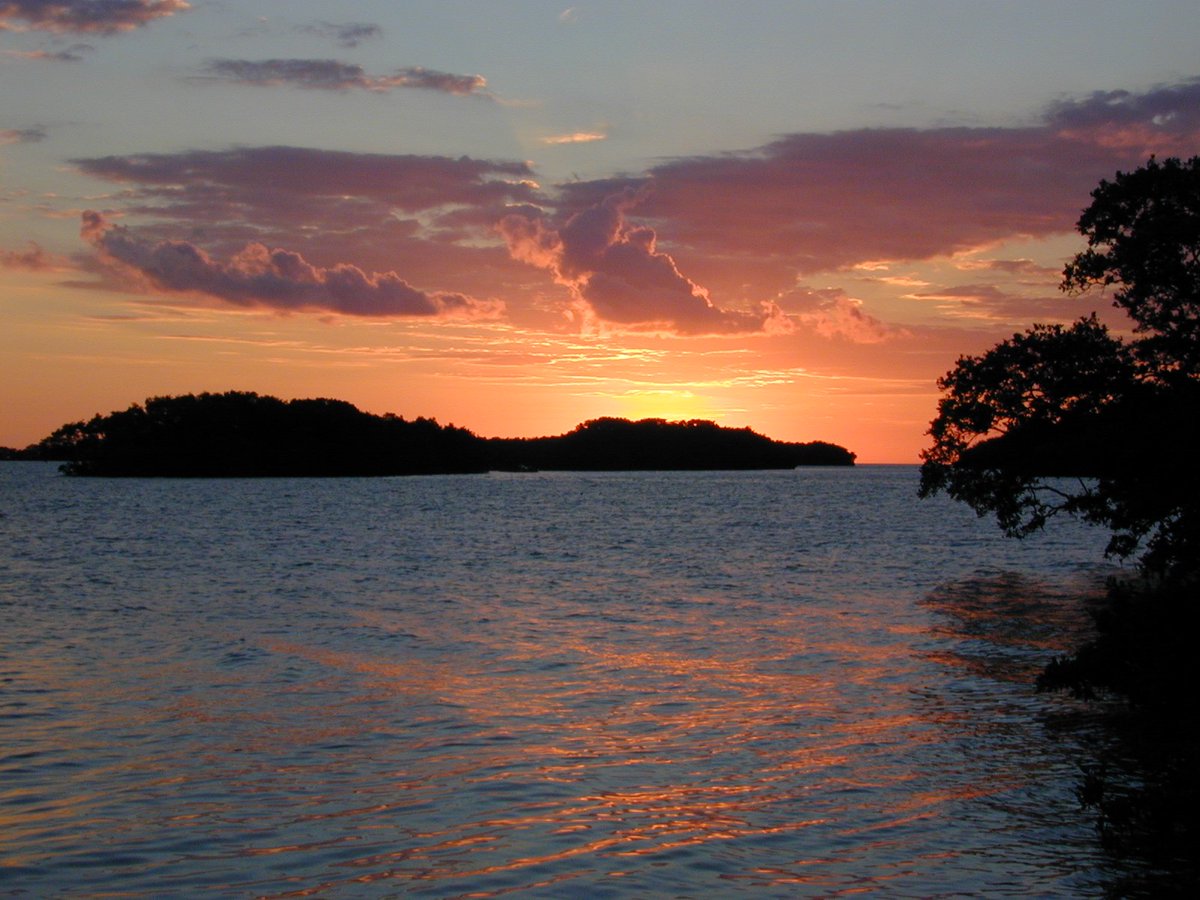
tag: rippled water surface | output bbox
[1,464,1126,895]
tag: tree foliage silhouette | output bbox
[920,156,1200,578]
[1063,156,1200,378]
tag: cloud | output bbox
[71,145,545,312]
[1,240,55,269]
[781,287,905,343]
[953,257,1061,279]
[200,59,490,97]
[0,125,46,143]
[3,41,92,60]
[556,78,1200,276]
[389,66,488,97]
[301,20,381,48]
[1048,79,1200,137]
[68,79,1200,341]
[500,189,785,335]
[81,210,503,319]
[541,131,607,145]
[73,146,539,223]
[0,0,188,34]
[907,283,1066,322]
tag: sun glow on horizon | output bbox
[613,388,715,425]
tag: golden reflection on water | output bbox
[1,467,1119,896]
[241,592,1005,895]
[3,590,1088,898]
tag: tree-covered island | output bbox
[4,391,854,476]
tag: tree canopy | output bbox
[1062,156,1200,377]
[920,156,1200,578]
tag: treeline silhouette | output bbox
[6,391,854,476]
[489,417,854,471]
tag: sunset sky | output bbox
[2,1,1197,461]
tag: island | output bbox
[4,391,855,476]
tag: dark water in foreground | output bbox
[0,464,1133,896]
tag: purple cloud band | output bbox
[73,145,536,215]
[82,211,502,319]
[201,59,489,97]
[0,0,187,34]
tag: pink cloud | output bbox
[781,287,906,343]
[0,0,187,34]
[82,211,503,319]
[557,79,1200,276]
[67,79,1200,339]
[1,240,56,270]
[500,190,785,335]
[201,59,490,97]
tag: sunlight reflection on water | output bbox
[0,464,1123,895]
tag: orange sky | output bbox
[2,3,1197,461]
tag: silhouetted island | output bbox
[7,391,855,476]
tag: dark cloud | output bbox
[201,58,375,91]
[500,189,785,335]
[0,0,187,34]
[1047,78,1200,132]
[301,20,382,48]
[81,211,502,319]
[73,146,538,222]
[390,66,488,96]
[200,58,490,97]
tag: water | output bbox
[0,463,1129,896]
